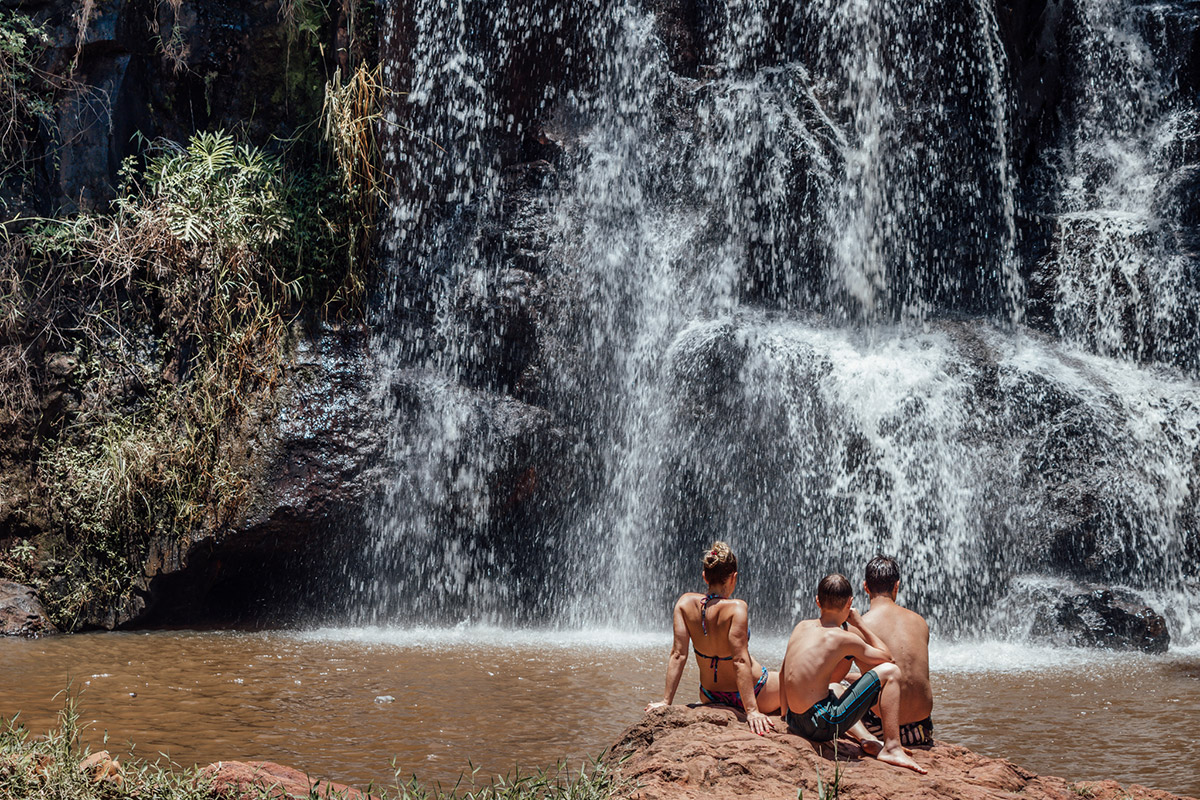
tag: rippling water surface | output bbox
[2,630,1197,796]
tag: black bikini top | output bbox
[693,594,749,681]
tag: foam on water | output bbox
[288,626,1200,675]
[929,640,1144,674]
[293,625,670,652]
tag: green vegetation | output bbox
[5,131,301,628]
[797,742,843,800]
[0,695,634,800]
[0,121,380,628]
[0,694,213,800]
[0,10,53,204]
[0,0,388,630]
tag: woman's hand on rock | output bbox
[645,700,668,712]
[746,710,773,735]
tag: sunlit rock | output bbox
[613,705,1195,800]
[0,580,57,637]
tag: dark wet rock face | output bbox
[0,580,57,636]
[13,0,332,213]
[135,324,380,626]
[359,370,597,625]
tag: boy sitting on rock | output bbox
[779,573,926,774]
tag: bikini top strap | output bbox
[701,593,723,635]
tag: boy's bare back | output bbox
[780,620,862,713]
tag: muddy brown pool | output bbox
[2,629,1197,796]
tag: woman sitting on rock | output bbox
[645,541,780,735]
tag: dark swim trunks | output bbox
[862,710,934,746]
[699,665,769,711]
[785,669,881,742]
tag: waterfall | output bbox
[1041,0,1200,370]
[360,0,1200,644]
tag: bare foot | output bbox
[877,746,927,774]
[844,721,882,756]
[858,738,883,757]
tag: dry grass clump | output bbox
[377,759,634,800]
[322,63,388,303]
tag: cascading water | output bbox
[1041,0,1200,370]
[359,0,1200,644]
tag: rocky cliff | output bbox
[0,0,383,629]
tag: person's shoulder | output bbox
[674,592,702,608]
[898,604,930,628]
[788,618,817,636]
[833,625,863,645]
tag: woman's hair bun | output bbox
[702,541,737,583]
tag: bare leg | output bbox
[827,681,882,756]
[755,671,782,715]
[871,664,927,774]
[846,721,883,756]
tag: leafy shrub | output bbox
[7,131,301,628]
[0,38,381,624]
[0,10,52,185]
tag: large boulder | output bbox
[1036,584,1171,653]
[615,705,1195,800]
[0,580,57,636]
[989,576,1171,653]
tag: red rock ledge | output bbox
[611,705,1196,800]
[201,761,371,799]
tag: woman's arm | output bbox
[645,597,690,711]
[728,603,771,735]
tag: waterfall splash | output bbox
[1041,0,1200,370]
[359,0,1200,644]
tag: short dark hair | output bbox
[817,574,852,608]
[864,556,900,595]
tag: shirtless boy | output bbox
[860,556,935,746]
[779,574,926,774]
